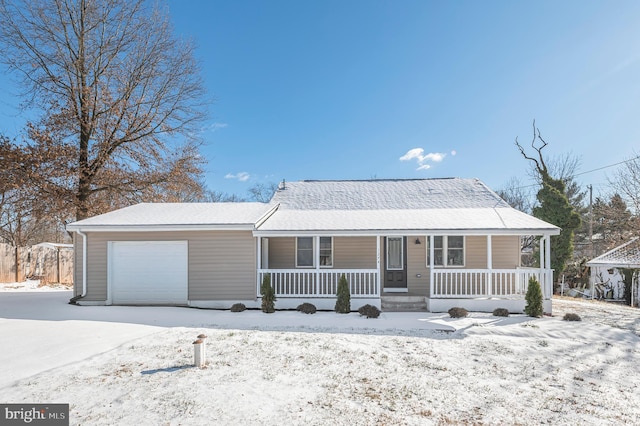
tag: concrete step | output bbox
[381,295,428,312]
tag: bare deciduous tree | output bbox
[0,0,208,220]
[608,152,640,215]
[248,182,278,203]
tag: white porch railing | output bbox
[258,269,380,298]
[431,268,553,299]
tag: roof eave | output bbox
[253,228,561,237]
[66,224,256,232]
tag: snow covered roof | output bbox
[66,203,273,231]
[34,243,74,249]
[270,178,511,210]
[587,238,640,268]
[255,208,558,234]
[256,179,559,235]
[65,178,560,235]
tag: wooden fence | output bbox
[0,243,74,284]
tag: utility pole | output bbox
[588,184,593,257]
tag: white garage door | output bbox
[109,241,188,305]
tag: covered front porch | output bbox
[255,233,554,313]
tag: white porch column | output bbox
[544,235,551,270]
[539,237,545,272]
[315,236,320,295]
[429,235,434,298]
[487,235,493,296]
[376,236,381,295]
[545,234,552,298]
[257,236,262,296]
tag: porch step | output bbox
[381,295,428,312]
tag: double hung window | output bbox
[296,237,333,267]
[427,236,464,267]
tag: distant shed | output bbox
[30,243,74,284]
[587,238,640,306]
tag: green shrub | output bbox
[524,277,544,318]
[448,307,468,318]
[230,303,246,312]
[260,273,276,313]
[297,302,317,314]
[563,313,581,321]
[492,308,510,317]
[335,274,351,313]
[358,304,381,318]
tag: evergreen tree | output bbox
[524,277,544,317]
[260,274,276,313]
[593,194,636,253]
[516,124,581,281]
[335,274,351,313]
[532,173,581,280]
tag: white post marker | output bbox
[198,333,207,364]
[193,334,207,368]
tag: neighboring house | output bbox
[66,178,560,312]
[587,237,640,305]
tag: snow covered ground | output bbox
[1,282,639,425]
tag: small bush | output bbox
[492,308,510,317]
[230,303,246,312]
[297,302,317,314]
[335,274,351,313]
[260,273,276,313]
[358,304,381,319]
[524,277,544,318]
[563,313,582,321]
[448,307,468,318]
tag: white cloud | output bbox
[225,172,250,182]
[399,148,424,162]
[423,152,445,162]
[450,150,457,156]
[203,122,228,133]
[399,148,450,171]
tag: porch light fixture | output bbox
[415,238,421,245]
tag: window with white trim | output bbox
[427,236,465,267]
[296,237,333,267]
[296,237,313,267]
[319,237,333,266]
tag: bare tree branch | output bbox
[0,0,209,220]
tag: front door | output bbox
[384,236,407,292]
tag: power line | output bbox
[496,155,640,193]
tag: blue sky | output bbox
[2,0,640,200]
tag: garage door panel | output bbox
[109,241,188,305]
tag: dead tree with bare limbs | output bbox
[515,122,581,281]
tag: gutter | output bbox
[68,229,87,304]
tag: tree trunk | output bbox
[14,245,19,282]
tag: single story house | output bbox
[66,178,560,312]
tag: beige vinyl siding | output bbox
[465,236,487,268]
[463,235,520,269]
[267,236,377,269]
[407,238,428,295]
[80,230,256,302]
[73,233,83,297]
[268,237,295,268]
[333,237,377,268]
[490,236,520,268]
[189,231,256,300]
